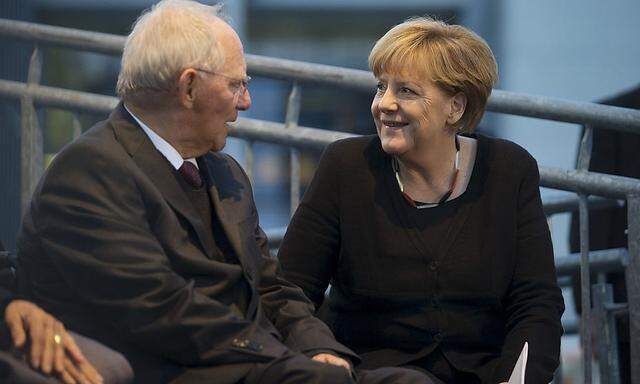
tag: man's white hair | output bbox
[116,0,225,100]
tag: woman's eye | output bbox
[376,82,387,92]
[399,87,415,95]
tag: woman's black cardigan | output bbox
[278,134,565,383]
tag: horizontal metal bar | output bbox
[563,318,578,334]
[540,168,640,199]
[229,118,356,151]
[0,78,117,113]
[605,303,629,318]
[557,276,574,288]
[1,18,640,132]
[1,79,639,197]
[0,18,125,55]
[247,54,375,92]
[555,248,629,277]
[543,195,623,216]
[487,92,640,134]
[0,79,355,151]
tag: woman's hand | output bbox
[311,353,352,371]
[4,300,104,384]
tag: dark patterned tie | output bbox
[179,161,203,188]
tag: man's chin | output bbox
[211,137,227,152]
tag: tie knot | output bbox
[179,161,203,188]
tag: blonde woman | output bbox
[280,17,564,383]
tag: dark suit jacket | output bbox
[17,104,355,383]
[279,135,565,383]
[0,240,16,313]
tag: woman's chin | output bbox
[380,139,409,156]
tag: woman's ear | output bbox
[447,92,467,126]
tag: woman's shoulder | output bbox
[476,133,538,174]
[322,134,383,166]
[326,134,379,153]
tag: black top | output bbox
[279,134,565,384]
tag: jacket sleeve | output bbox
[226,155,357,361]
[18,146,288,367]
[277,142,342,308]
[492,156,565,383]
[0,241,16,315]
[0,287,15,318]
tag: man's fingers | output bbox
[53,321,65,374]
[28,309,45,369]
[59,368,77,384]
[64,357,90,384]
[63,334,103,383]
[3,303,26,348]
[77,360,104,384]
[63,333,87,364]
[40,316,55,374]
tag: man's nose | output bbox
[237,89,251,111]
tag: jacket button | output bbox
[248,341,264,351]
[232,338,249,348]
[431,296,440,307]
[429,261,438,271]
[433,332,443,343]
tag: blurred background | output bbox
[1,0,639,382]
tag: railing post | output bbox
[244,140,254,184]
[20,45,43,215]
[592,283,621,384]
[284,82,302,217]
[626,194,640,384]
[576,125,593,383]
[71,113,82,140]
[578,194,593,383]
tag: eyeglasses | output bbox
[194,68,251,96]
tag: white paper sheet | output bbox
[507,342,529,384]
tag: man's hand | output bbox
[4,300,103,384]
[311,353,352,371]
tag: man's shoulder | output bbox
[35,117,137,200]
[52,118,124,167]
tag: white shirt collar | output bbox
[124,104,198,170]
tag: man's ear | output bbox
[176,69,198,109]
[447,92,467,126]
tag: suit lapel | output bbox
[198,156,246,265]
[110,103,216,259]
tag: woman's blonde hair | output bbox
[369,17,498,132]
[116,0,225,102]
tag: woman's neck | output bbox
[397,134,458,190]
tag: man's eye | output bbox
[229,81,243,92]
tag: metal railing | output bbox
[1,18,640,384]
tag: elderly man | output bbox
[17,1,435,383]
